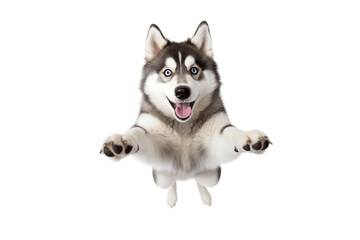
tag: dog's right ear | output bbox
[145,24,168,61]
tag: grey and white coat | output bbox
[101,21,271,207]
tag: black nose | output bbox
[175,86,191,100]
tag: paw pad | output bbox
[242,144,250,151]
[125,145,133,154]
[112,144,123,154]
[237,132,272,154]
[103,146,115,157]
[262,140,270,150]
[252,141,262,150]
[252,136,272,151]
[100,135,138,159]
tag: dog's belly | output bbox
[135,133,218,177]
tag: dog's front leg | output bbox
[211,126,271,164]
[100,126,147,160]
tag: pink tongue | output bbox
[175,103,192,119]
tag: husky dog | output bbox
[100,21,271,207]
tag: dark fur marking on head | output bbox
[140,41,220,92]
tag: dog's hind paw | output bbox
[100,134,139,160]
[167,192,177,208]
[197,184,212,206]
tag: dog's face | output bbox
[141,22,221,122]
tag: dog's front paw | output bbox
[100,134,139,160]
[236,130,271,154]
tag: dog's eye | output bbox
[164,69,172,77]
[190,67,198,75]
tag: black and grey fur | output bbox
[101,21,271,207]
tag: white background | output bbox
[1,0,359,239]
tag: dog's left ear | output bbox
[145,24,168,61]
[190,21,213,58]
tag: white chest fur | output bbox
[133,112,231,178]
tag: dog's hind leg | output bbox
[152,170,178,207]
[167,182,177,208]
[195,168,220,206]
[197,182,212,206]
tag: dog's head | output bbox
[141,21,221,122]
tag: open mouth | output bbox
[167,98,195,121]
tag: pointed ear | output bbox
[190,21,213,58]
[145,24,168,61]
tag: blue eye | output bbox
[164,69,172,77]
[190,67,198,75]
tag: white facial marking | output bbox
[165,57,177,71]
[185,56,195,70]
[143,73,173,118]
[178,51,182,73]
